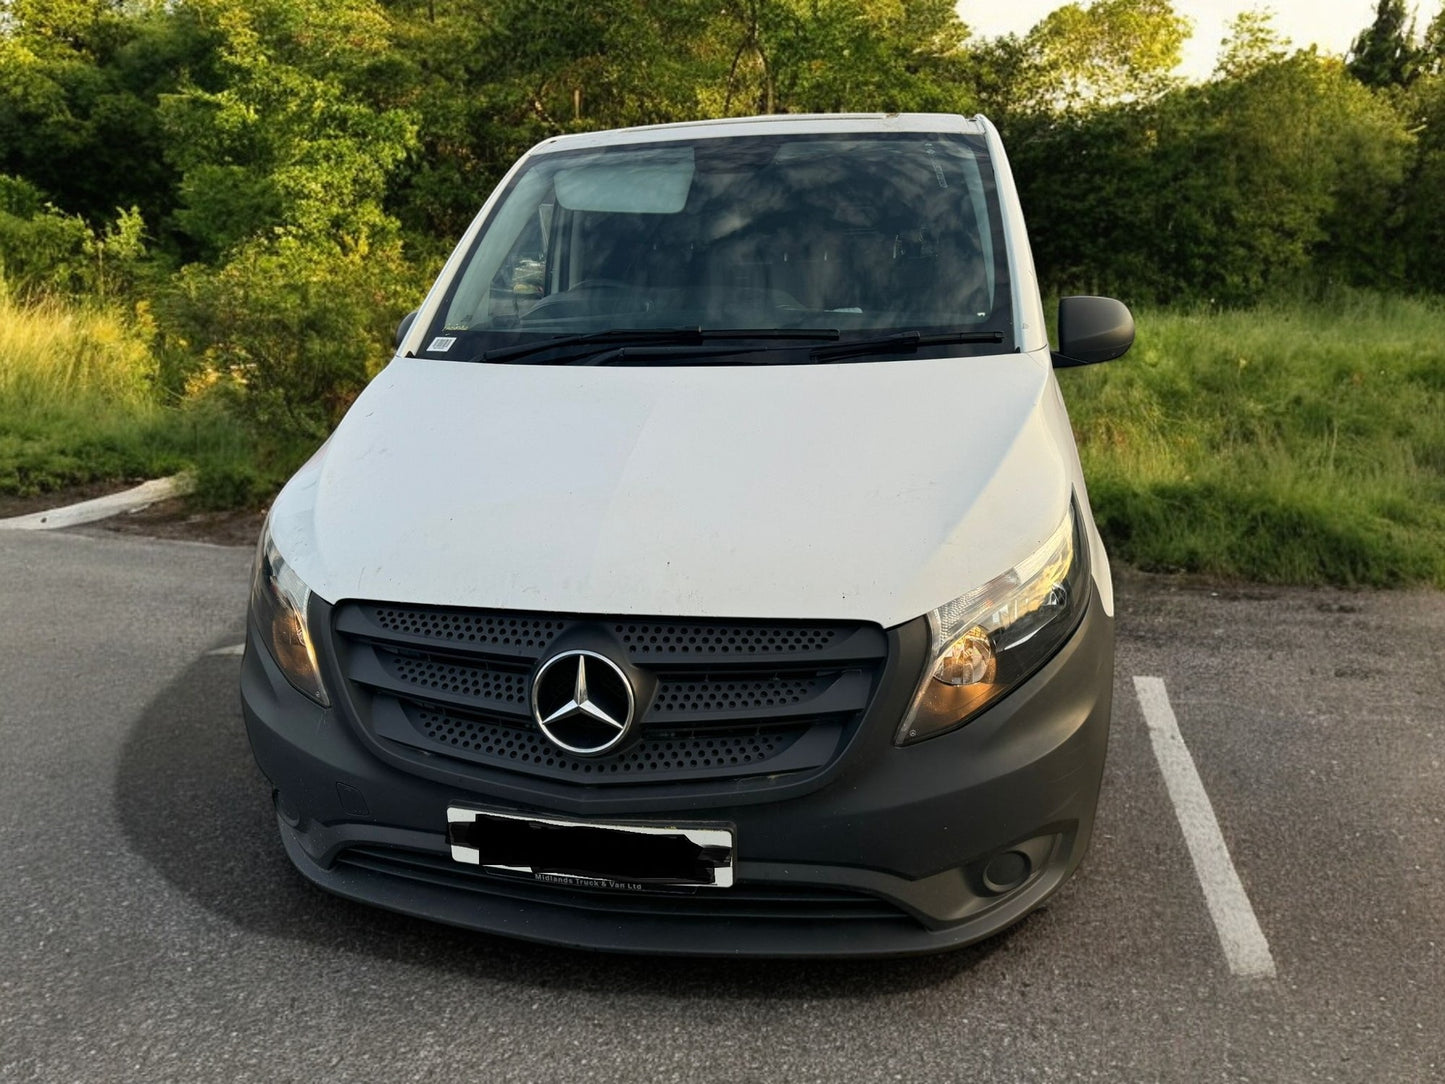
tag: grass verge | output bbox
[1060,291,1445,587]
[0,292,282,509]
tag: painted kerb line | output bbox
[1133,676,1277,979]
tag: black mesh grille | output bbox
[384,655,529,706]
[365,606,848,658]
[371,607,566,651]
[414,706,804,779]
[613,622,841,657]
[331,601,888,786]
[650,675,823,714]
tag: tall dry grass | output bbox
[0,291,159,410]
[0,289,257,501]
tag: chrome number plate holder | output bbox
[446,807,734,889]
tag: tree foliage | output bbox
[380,0,977,242]
[161,236,413,436]
[1397,69,1445,291]
[0,0,220,241]
[1213,9,1288,80]
[1019,0,1189,110]
[0,0,1442,442]
[1348,0,1419,87]
[160,0,416,259]
[1013,49,1413,304]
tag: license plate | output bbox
[446,807,734,889]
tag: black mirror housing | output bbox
[395,309,419,348]
[1053,296,1134,368]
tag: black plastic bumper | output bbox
[241,587,1114,957]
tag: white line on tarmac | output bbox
[1133,675,1277,979]
[206,643,246,656]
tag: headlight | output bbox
[896,501,1087,745]
[249,523,329,706]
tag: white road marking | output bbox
[1133,675,1277,979]
[206,643,246,656]
[0,475,195,531]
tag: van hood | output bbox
[268,353,1074,628]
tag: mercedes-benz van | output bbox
[241,113,1134,956]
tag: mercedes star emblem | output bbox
[530,649,636,756]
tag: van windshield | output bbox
[423,131,1014,364]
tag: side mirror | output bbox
[1052,296,1133,368]
[395,309,419,348]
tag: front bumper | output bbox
[241,586,1113,957]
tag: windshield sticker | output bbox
[427,336,458,352]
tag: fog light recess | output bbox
[981,850,1032,894]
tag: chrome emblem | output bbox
[530,650,635,756]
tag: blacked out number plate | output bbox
[446,808,734,889]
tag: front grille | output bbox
[353,604,875,663]
[330,602,889,786]
[334,844,913,923]
[409,705,827,781]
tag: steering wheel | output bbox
[567,278,632,292]
[520,279,646,321]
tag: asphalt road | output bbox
[1,528,1442,1083]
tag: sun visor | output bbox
[554,148,695,214]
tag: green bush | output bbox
[0,175,151,301]
[159,236,418,441]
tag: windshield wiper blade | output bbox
[476,327,705,364]
[809,329,1005,362]
[576,329,844,367]
[578,345,780,366]
[475,327,841,365]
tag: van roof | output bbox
[531,113,989,155]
